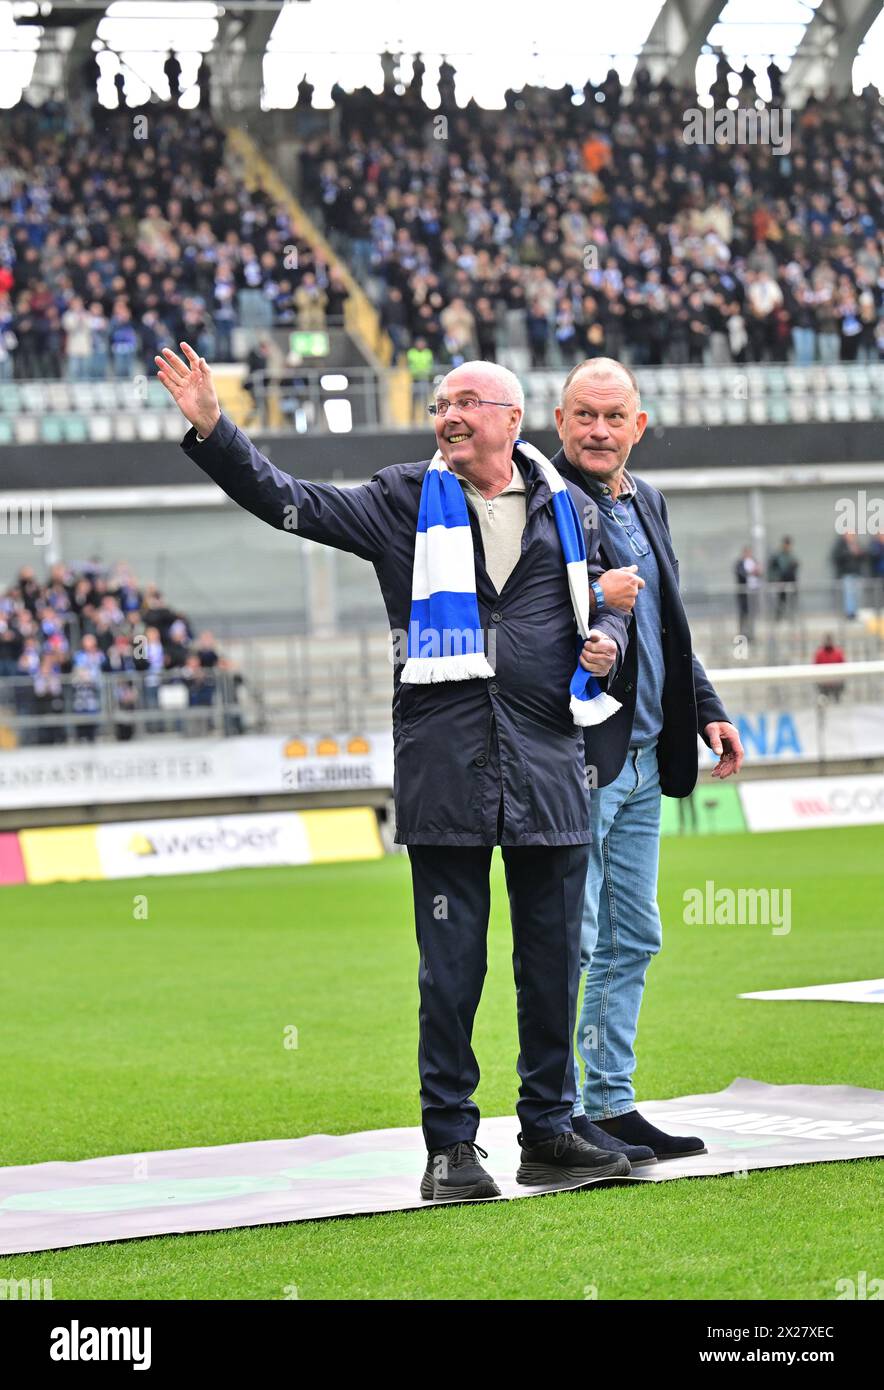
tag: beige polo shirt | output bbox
[456,462,527,593]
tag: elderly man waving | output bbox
[156,343,631,1200]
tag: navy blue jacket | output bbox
[553,450,729,798]
[182,414,629,846]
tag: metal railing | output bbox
[0,670,253,747]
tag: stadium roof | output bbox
[0,0,881,108]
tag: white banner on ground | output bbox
[1,1079,882,1254]
[741,979,884,1004]
[0,732,395,810]
[96,812,312,879]
[740,773,884,831]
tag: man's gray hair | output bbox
[437,361,525,414]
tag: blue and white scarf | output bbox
[400,439,621,727]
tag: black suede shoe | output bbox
[420,1141,501,1202]
[572,1112,657,1167]
[594,1109,707,1160]
[516,1129,631,1185]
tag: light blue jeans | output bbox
[573,742,663,1119]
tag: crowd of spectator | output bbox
[301,60,884,374]
[734,531,884,636]
[0,101,348,383]
[0,562,240,743]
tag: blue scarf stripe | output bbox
[400,440,622,726]
[417,466,467,532]
[552,488,586,567]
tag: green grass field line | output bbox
[0,826,881,1299]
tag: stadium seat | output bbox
[785,395,810,422]
[682,401,704,427]
[848,365,871,391]
[658,400,682,427]
[14,417,39,444]
[748,399,768,425]
[784,366,810,393]
[62,414,89,442]
[71,382,98,411]
[765,368,787,394]
[702,369,724,396]
[680,369,704,398]
[116,380,142,410]
[867,363,884,394]
[47,382,71,412]
[701,400,725,426]
[20,382,47,413]
[724,398,748,425]
[0,381,20,413]
[146,379,173,409]
[40,416,65,443]
[768,395,792,424]
[113,416,138,441]
[0,417,12,444]
[852,395,873,421]
[500,347,531,376]
[136,415,162,441]
[88,415,113,442]
[811,398,832,422]
[831,394,852,422]
[655,369,681,396]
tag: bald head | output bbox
[432,360,525,479]
[560,357,641,410]
[438,361,525,414]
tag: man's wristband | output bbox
[590,580,606,613]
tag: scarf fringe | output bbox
[401,652,496,684]
[570,691,623,726]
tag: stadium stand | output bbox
[300,72,884,382]
[0,561,244,745]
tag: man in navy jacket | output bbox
[155,342,636,1199]
[554,357,744,1162]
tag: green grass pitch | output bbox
[1,825,881,1300]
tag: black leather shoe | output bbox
[594,1109,707,1160]
[516,1129,631,1185]
[420,1141,501,1201]
[572,1112,657,1167]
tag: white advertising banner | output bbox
[96,812,312,879]
[0,732,395,811]
[699,703,884,766]
[740,773,884,831]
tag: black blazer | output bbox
[553,449,729,798]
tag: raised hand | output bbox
[154,342,221,439]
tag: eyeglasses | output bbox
[610,499,650,558]
[428,397,514,417]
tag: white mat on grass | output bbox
[741,979,884,1004]
[1,1078,882,1255]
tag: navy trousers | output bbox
[407,839,590,1151]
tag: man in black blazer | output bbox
[553,357,744,1163]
